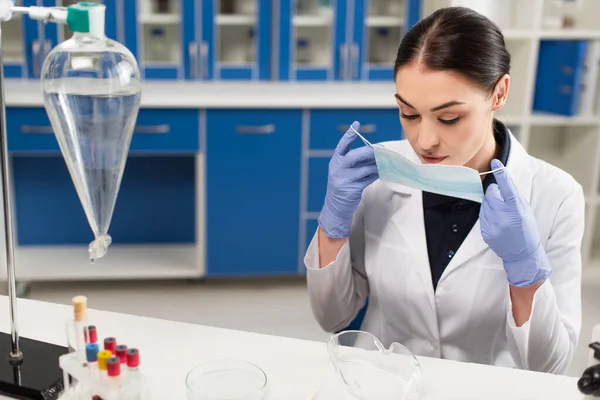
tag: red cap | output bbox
[84,326,97,344]
[104,337,116,354]
[126,348,139,368]
[115,345,127,363]
[107,356,121,377]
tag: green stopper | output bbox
[66,2,100,33]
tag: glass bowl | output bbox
[327,330,423,400]
[185,359,267,400]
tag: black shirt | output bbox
[423,119,511,291]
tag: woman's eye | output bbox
[401,113,420,120]
[439,117,460,125]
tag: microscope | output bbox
[579,342,600,397]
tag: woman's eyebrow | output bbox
[395,94,465,112]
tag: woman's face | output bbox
[395,63,509,170]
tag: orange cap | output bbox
[72,296,87,322]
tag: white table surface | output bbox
[4,79,397,108]
[0,296,585,399]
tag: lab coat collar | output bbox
[385,129,537,296]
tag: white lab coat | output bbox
[305,132,584,374]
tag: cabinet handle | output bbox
[200,41,209,79]
[235,124,276,134]
[338,124,376,134]
[189,42,199,79]
[20,125,54,134]
[134,124,170,134]
[339,43,349,80]
[32,40,41,77]
[351,43,359,80]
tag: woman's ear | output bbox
[491,74,510,111]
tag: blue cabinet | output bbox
[201,0,272,80]
[13,155,196,245]
[351,0,421,81]
[5,0,424,82]
[276,0,349,81]
[6,107,199,154]
[276,0,421,81]
[206,109,302,276]
[124,0,197,80]
[309,109,402,149]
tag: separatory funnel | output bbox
[40,2,142,262]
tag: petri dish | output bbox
[186,359,267,400]
[327,330,423,400]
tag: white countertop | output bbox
[4,79,397,109]
[0,295,585,399]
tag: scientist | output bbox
[305,6,584,374]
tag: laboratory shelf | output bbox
[365,16,404,27]
[528,125,599,197]
[215,15,257,25]
[0,245,200,281]
[529,112,600,126]
[538,31,600,40]
[138,14,181,24]
[291,15,333,27]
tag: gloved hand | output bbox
[479,159,551,287]
[318,121,379,239]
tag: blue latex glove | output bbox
[318,121,379,239]
[479,159,551,287]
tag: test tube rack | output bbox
[57,349,148,400]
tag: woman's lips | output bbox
[421,155,448,164]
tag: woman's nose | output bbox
[417,126,440,150]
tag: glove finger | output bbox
[345,146,376,167]
[360,171,379,184]
[479,200,489,223]
[491,159,518,204]
[335,121,361,156]
[484,184,503,211]
[351,164,379,181]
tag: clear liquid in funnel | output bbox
[43,78,141,262]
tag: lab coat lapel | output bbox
[440,133,535,281]
[389,185,436,311]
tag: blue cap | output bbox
[86,343,100,362]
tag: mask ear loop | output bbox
[479,166,505,176]
[349,125,374,147]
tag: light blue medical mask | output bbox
[353,128,504,203]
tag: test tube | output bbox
[115,345,128,364]
[86,343,99,370]
[67,296,89,362]
[85,325,98,344]
[97,350,112,372]
[107,356,121,390]
[126,348,140,371]
[127,348,141,398]
[104,337,117,354]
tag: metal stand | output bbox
[0,22,68,400]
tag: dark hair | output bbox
[393,7,511,95]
